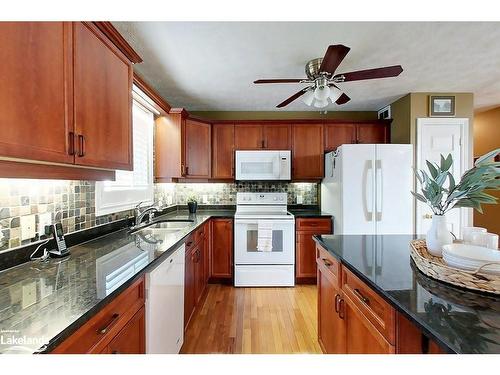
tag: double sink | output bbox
[130,219,195,235]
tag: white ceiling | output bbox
[113,22,500,112]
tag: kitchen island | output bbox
[313,234,500,354]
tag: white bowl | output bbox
[442,243,500,263]
[443,257,500,275]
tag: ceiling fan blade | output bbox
[276,88,308,108]
[335,65,403,82]
[319,45,351,75]
[336,93,351,105]
[254,79,304,84]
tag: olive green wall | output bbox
[389,94,411,143]
[190,111,378,121]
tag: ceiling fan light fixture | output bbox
[314,85,330,101]
[313,98,329,108]
[329,86,343,102]
[302,89,315,106]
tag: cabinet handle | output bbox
[334,294,340,313]
[186,241,193,247]
[261,140,264,148]
[185,166,189,175]
[353,288,370,305]
[97,313,120,335]
[68,132,76,155]
[181,164,186,176]
[322,258,332,267]
[338,298,345,319]
[77,135,85,157]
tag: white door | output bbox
[375,145,413,234]
[416,118,471,238]
[341,144,377,234]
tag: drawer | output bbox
[52,276,145,354]
[342,267,395,344]
[296,218,332,232]
[316,244,341,287]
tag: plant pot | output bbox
[426,214,453,257]
[187,201,198,214]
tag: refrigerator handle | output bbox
[362,160,373,222]
[375,159,383,221]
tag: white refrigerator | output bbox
[321,144,414,235]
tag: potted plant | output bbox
[187,195,198,214]
[412,148,499,256]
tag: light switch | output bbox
[38,212,52,234]
[20,215,36,240]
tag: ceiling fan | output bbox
[254,44,403,108]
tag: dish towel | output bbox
[257,220,273,252]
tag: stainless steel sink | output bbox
[130,219,194,234]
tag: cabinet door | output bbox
[194,245,205,304]
[73,22,133,170]
[234,124,263,149]
[343,294,395,354]
[324,124,356,152]
[263,124,291,149]
[357,123,388,144]
[203,223,211,283]
[292,124,324,179]
[0,22,74,164]
[184,248,196,329]
[296,233,318,279]
[317,263,345,354]
[212,123,235,179]
[211,219,233,278]
[107,306,145,354]
[185,119,211,178]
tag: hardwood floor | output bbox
[181,284,322,354]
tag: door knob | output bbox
[424,213,433,219]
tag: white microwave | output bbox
[235,150,291,181]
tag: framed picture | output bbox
[429,95,455,117]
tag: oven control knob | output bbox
[279,197,284,201]
[273,197,277,201]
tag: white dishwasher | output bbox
[146,244,185,354]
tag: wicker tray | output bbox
[410,239,500,295]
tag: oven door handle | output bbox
[235,219,293,225]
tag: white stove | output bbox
[234,193,295,287]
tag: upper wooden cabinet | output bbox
[0,22,138,178]
[73,22,133,170]
[0,22,73,165]
[234,123,291,150]
[212,123,235,179]
[292,124,324,180]
[325,122,390,152]
[185,119,211,178]
[155,110,211,181]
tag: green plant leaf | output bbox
[447,172,456,191]
[411,191,427,203]
[474,148,500,166]
[426,161,439,179]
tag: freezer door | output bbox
[374,144,413,234]
[341,144,377,234]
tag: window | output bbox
[95,95,155,216]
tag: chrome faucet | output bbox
[134,202,160,228]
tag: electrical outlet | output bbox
[38,212,52,234]
[296,195,304,205]
[20,215,36,240]
[202,195,208,204]
[22,281,37,309]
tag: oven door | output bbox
[235,150,291,181]
[234,219,295,265]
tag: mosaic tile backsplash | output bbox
[0,180,318,252]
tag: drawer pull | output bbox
[338,298,345,319]
[97,313,120,335]
[322,258,332,267]
[334,294,340,313]
[353,288,370,305]
[186,241,193,247]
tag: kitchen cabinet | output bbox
[296,218,332,282]
[210,218,233,279]
[292,124,324,180]
[324,122,390,151]
[184,244,197,329]
[155,110,212,181]
[52,276,145,354]
[73,22,133,170]
[234,123,291,150]
[0,21,137,179]
[212,123,235,179]
[106,306,145,354]
[317,254,345,354]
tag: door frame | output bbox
[415,117,472,236]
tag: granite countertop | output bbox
[313,234,500,354]
[288,207,332,218]
[0,209,234,354]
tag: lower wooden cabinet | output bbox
[296,218,332,282]
[210,218,233,279]
[105,306,145,354]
